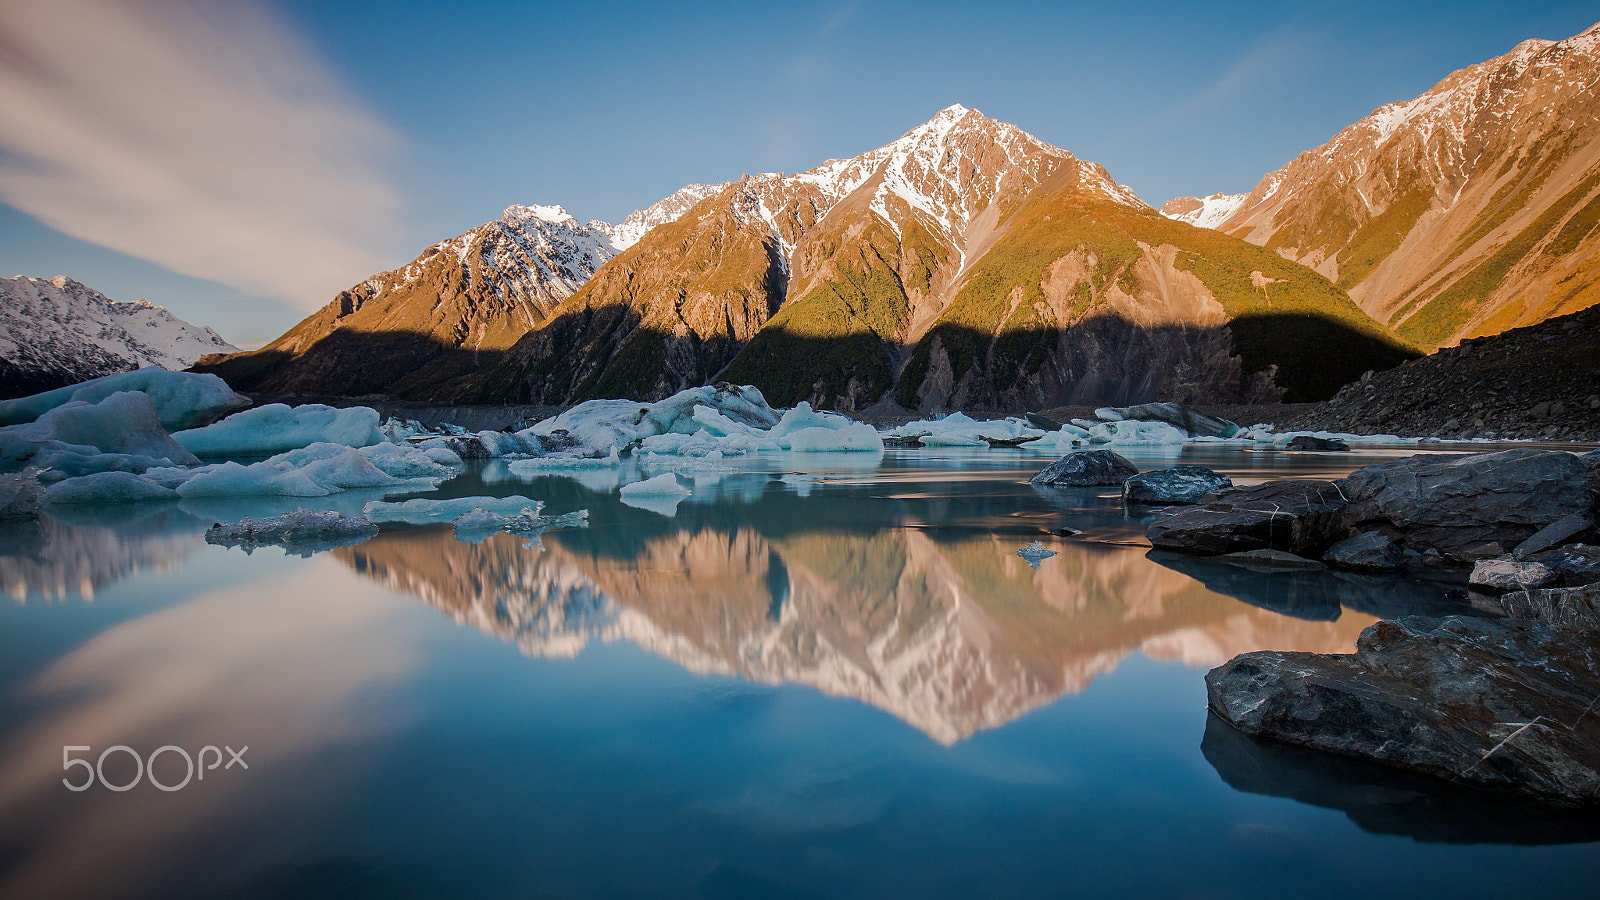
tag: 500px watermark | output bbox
[62,744,248,792]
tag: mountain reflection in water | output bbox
[337,525,1376,743]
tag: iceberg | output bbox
[787,422,884,452]
[357,442,464,478]
[507,448,621,474]
[364,494,545,524]
[173,403,383,456]
[43,471,179,504]
[175,444,418,498]
[0,369,249,431]
[203,509,378,556]
[0,391,200,470]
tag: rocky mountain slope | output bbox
[202,106,1411,409]
[0,276,237,399]
[194,186,723,398]
[1163,22,1600,351]
[1282,304,1600,440]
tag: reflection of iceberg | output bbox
[333,527,1375,744]
[1,511,207,602]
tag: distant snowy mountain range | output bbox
[0,276,238,399]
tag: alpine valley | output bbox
[196,22,1600,412]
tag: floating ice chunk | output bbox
[1268,429,1414,447]
[769,401,841,440]
[0,369,250,431]
[473,430,540,457]
[204,509,378,556]
[358,442,462,478]
[1020,424,1091,452]
[690,404,767,438]
[0,391,199,468]
[0,469,43,519]
[507,448,621,475]
[43,471,178,504]
[1084,420,1190,446]
[1017,540,1058,568]
[177,461,333,497]
[363,494,544,524]
[174,443,413,498]
[899,413,1046,447]
[788,422,885,452]
[450,506,589,544]
[423,446,465,466]
[523,399,650,455]
[619,473,690,496]
[173,403,383,456]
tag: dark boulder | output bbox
[1122,465,1232,505]
[1146,479,1348,556]
[1323,531,1403,572]
[1285,435,1350,451]
[1030,450,1138,487]
[1339,448,1591,563]
[1206,586,1600,805]
[1513,513,1593,559]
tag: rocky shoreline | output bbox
[1063,444,1600,806]
[1281,306,1600,442]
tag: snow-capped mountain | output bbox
[0,275,237,399]
[203,105,1408,407]
[1165,21,1600,349]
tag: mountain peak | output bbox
[502,204,576,226]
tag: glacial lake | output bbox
[2,443,1598,899]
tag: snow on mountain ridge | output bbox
[0,275,238,397]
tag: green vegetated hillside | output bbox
[895,190,1414,408]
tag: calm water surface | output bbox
[2,444,1597,899]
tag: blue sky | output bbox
[1,0,1596,347]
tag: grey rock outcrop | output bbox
[1323,531,1403,572]
[1207,590,1600,805]
[1122,465,1232,505]
[1339,448,1591,563]
[1513,513,1593,559]
[1146,479,1348,556]
[1030,450,1138,487]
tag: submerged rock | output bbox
[1016,540,1057,568]
[1323,531,1403,572]
[1030,450,1139,487]
[1122,466,1231,505]
[1206,584,1600,805]
[1339,448,1591,563]
[1146,479,1348,556]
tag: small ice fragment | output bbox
[1017,540,1058,569]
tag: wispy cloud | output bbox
[0,0,401,310]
